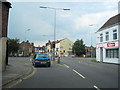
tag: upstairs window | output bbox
[100,34,103,42]
[113,30,117,40]
[105,32,109,41]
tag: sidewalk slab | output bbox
[2,57,33,88]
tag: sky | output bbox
[7,0,119,47]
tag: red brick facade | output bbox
[0,1,11,37]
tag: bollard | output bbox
[57,57,60,64]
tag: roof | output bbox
[97,13,120,32]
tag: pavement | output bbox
[1,57,34,88]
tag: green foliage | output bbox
[8,38,20,55]
[91,60,97,62]
[72,39,86,57]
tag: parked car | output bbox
[32,53,51,67]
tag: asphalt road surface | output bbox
[10,57,119,89]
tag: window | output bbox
[100,34,103,42]
[106,49,119,58]
[63,50,65,53]
[36,54,49,58]
[105,32,109,41]
[113,30,117,40]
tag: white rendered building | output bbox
[96,14,120,64]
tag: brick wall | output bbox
[20,41,32,56]
[0,1,11,71]
[0,2,2,37]
[2,2,10,37]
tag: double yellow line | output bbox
[8,66,37,88]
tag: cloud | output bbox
[7,0,120,2]
[102,0,119,9]
[74,10,118,30]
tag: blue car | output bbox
[32,53,51,67]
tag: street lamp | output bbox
[40,6,70,61]
[23,29,31,56]
[89,24,98,58]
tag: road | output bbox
[9,57,119,89]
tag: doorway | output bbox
[100,47,103,62]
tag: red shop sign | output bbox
[107,43,115,47]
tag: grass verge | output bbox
[91,59,97,62]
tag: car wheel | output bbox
[34,63,36,67]
[48,64,51,67]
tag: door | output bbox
[100,47,103,62]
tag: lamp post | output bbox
[40,6,70,61]
[23,29,31,56]
[89,24,98,58]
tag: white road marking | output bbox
[73,69,85,79]
[93,85,100,90]
[63,64,70,68]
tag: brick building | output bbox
[20,40,35,56]
[0,0,11,71]
[85,46,96,58]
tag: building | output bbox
[46,38,73,57]
[46,40,52,54]
[34,46,46,53]
[20,40,35,56]
[96,14,120,64]
[56,38,73,57]
[85,46,96,58]
[0,1,11,71]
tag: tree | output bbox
[72,39,86,57]
[8,38,20,56]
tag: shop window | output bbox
[105,32,109,41]
[100,34,103,42]
[106,49,119,58]
[113,30,117,40]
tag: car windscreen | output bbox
[36,54,49,58]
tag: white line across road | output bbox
[72,69,85,79]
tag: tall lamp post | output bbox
[40,6,70,61]
[23,29,31,56]
[89,24,98,58]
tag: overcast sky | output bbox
[7,0,119,47]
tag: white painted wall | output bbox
[118,24,120,63]
[96,25,119,64]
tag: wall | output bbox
[0,1,2,72]
[0,2,11,71]
[118,24,120,64]
[59,38,73,56]
[0,2,2,89]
